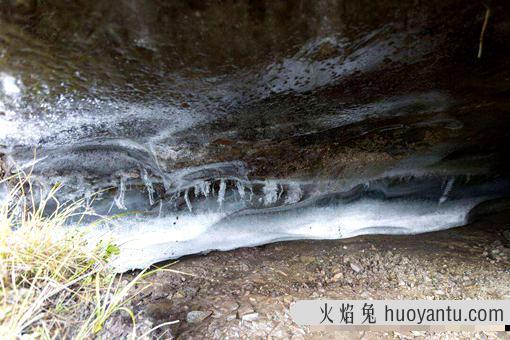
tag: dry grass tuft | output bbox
[0,172,168,339]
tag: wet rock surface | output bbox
[2,0,510,213]
[98,213,510,339]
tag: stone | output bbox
[299,256,315,264]
[237,304,255,320]
[332,272,344,281]
[350,262,362,273]
[173,291,185,299]
[186,311,211,324]
[241,312,259,322]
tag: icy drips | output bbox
[114,176,127,210]
[80,169,509,271]
[99,186,498,272]
[439,177,455,204]
[285,183,303,204]
[4,130,509,271]
[262,181,279,206]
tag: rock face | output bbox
[1,1,510,269]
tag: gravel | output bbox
[102,213,510,339]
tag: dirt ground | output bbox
[103,213,510,339]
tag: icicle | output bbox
[217,179,226,208]
[439,177,454,204]
[277,183,284,201]
[198,181,211,197]
[205,181,211,197]
[194,183,201,198]
[114,177,127,210]
[84,189,93,207]
[141,168,155,205]
[211,181,216,197]
[148,143,163,173]
[263,180,278,206]
[184,189,193,212]
[248,184,254,201]
[236,181,246,200]
[162,177,171,193]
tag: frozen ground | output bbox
[100,211,510,338]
